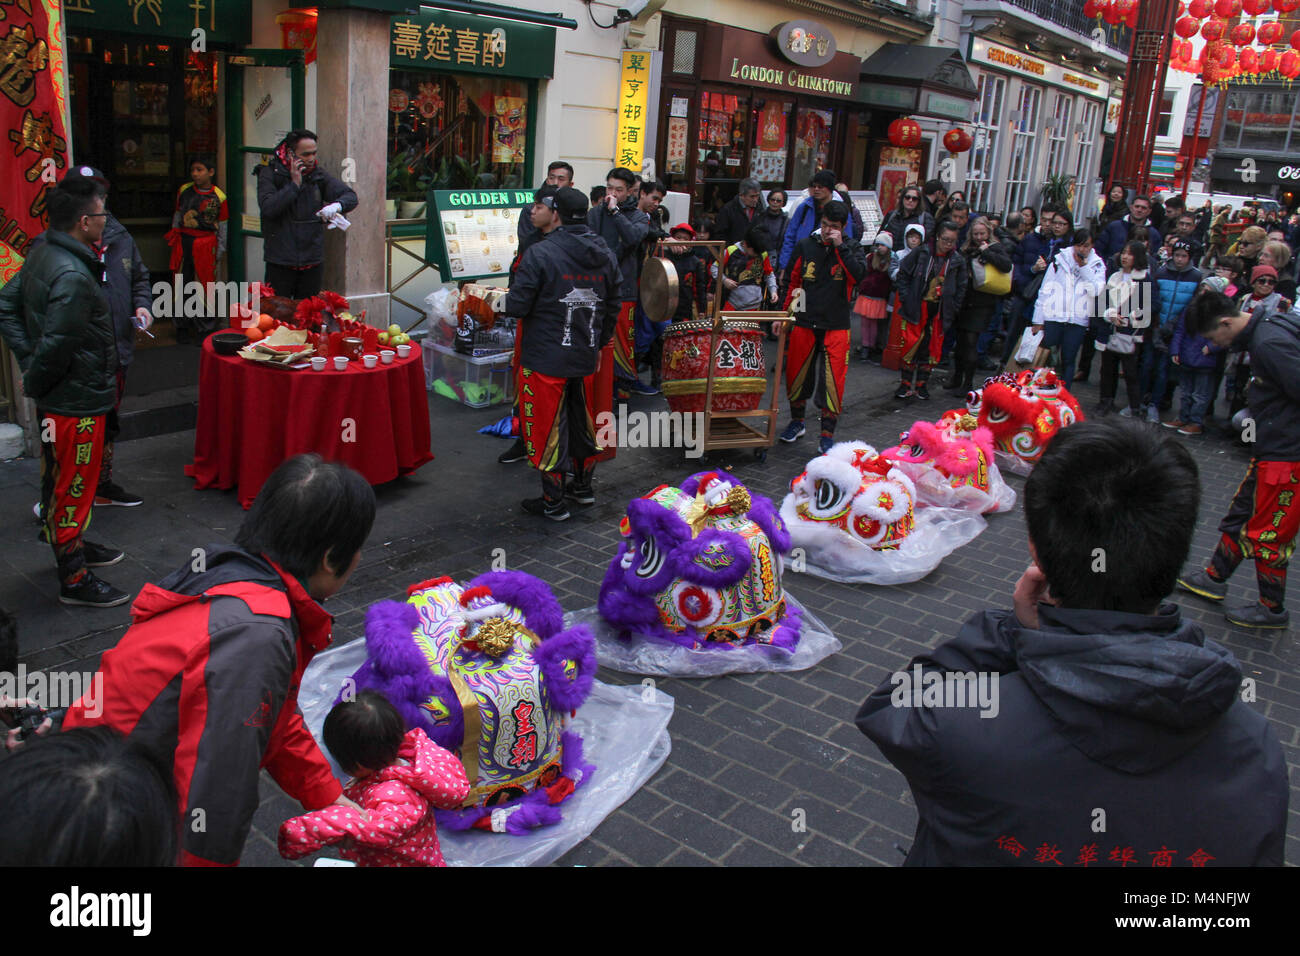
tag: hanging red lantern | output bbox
[942,128,973,153]
[1240,47,1260,71]
[1216,46,1237,69]
[1190,0,1214,14]
[1274,0,1299,12]
[1258,21,1284,44]
[1175,16,1201,37]
[1201,19,1226,40]
[1243,0,1271,12]
[1103,4,1124,24]
[887,117,922,148]
[1214,0,1241,16]
[1176,39,1193,59]
[1281,49,1300,76]
[1178,0,1187,12]
[1262,48,1281,72]
[1083,0,1105,17]
[1291,29,1300,51]
[1114,0,1138,16]
[1230,22,1255,45]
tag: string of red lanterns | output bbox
[1135,0,1300,84]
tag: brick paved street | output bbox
[2,356,1296,866]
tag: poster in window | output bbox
[132,82,170,127]
[791,108,831,189]
[492,96,526,164]
[666,116,688,173]
[876,146,922,216]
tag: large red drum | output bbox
[660,319,766,414]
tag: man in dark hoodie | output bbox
[857,417,1288,866]
[61,454,375,865]
[1177,290,1300,629]
[506,187,621,520]
[586,166,650,397]
[255,129,358,298]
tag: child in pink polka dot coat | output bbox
[278,690,469,866]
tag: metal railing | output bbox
[1000,0,1132,51]
[385,218,439,332]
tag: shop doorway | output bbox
[225,51,306,286]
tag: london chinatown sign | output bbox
[704,24,859,101]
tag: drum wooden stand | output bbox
[644,239,792,461]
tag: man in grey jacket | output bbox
[586,166,647,397]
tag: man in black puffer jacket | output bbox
[858,418,1288,866]
[255,129,358,298]
[0,172,130,608]
[504,187,621,521]
[1177,291,1300,630]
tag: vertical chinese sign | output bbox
[0,0,69,285]
[614,50,648,173]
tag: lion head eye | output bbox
[635,536,665,579]
[814,478,845,513]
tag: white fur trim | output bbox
[490,806,517,833]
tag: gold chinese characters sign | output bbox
[389,11,555,79]
[614,50,649,173]
[0,0,70,284]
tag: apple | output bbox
[377,331,390,346]
[388,324,402,336]
[392,333,410,346]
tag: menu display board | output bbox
[425,188,530,282]
[848,191,883,244]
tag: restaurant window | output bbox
[1240,90,1294,152]
[697,90,749,213]
[750,97,792,185]
[1045,92,1073,177]
[1003,85,1041,215]
[790,106,833,190]
[967,73,1004,212]
[1221,89,1246,149]
[386,70,530,206]
[1156,91,1176,137]
[1073,100,1099,189]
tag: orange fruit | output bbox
[258,313,274,331]
[244,326,264,341]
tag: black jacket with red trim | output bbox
[781,232,868,331]
[63,545,342,866]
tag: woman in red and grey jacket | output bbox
[62,455,375,865]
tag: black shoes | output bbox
[915,385,931,401]
[59,572,131,608]
[94,481,143,507]
[83,541,125,567]
[1225,602,1290,629]
[564,481,595,506]
[521,497,570,521]
[498,439,528,464]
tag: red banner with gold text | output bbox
[0,0,69,285]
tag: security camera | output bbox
[614,0,651,24]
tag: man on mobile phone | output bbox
[586,167,649,397]
[255,129,358,299]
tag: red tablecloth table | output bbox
[186,338,433,507]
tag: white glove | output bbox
[318,202,342,221]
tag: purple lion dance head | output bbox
[347,570,597,834]
[597,471,802,652]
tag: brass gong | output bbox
[639,257,679,324]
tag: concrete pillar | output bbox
[316,8,392,328]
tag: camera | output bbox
[13,704,65,741]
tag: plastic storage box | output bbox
[423,339,515,408]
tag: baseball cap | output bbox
[60,165,110,192]
[554,186,588,223]
[533,184,560,209]
[669,222,695,238]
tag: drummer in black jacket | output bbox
[779,200,868,454]
[502,187,621,521]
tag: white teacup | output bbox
[333,355,348,371]
[362,353,378,369]
[310,356,327,371]
[380,349,395,365]
[396,343,411,359]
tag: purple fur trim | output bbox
[560,730,596,793]
[617,498,694,594]
[744,491,790,554]
[533,623,596,712]
[598,560,663,631]
[433,790,560,833]
[766,599,803,651]
[347,601,464,748]
[467,570,563,639]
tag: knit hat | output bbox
[1200,275,1230,295]
[872,233,894,249]
[1251,264,1278,283]
[1170,238,1192,253]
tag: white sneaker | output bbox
[32,501,41,519]
[1118,407,1133,418]
[1146,405,1160,423]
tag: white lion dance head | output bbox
[780,441,916,555]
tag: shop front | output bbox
[654,16,862,219]
[386,8,556,216]
[857,43,977,218]
[963,38,1111,219]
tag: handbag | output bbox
[1013,327,1043,365]
[972,258,1012,295]
[1106,329,1136,354]
[1020,270,1044,303]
